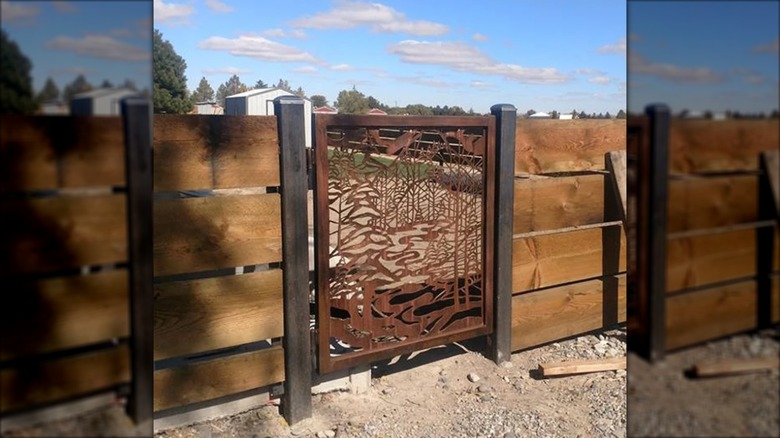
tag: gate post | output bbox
[121,97,154,427]
[274,96,313,424]
[490,104,517,365]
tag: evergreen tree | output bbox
[153,29,193,114]
[100,79,113,89]
[254,79,269,89]
[215,74,247,106]
[38,77,60,103]
[192,76,215,102]
[616,109,627,119]
[121,79,138,91]
[0,29,37,114]
[62,74,93,103]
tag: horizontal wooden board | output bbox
[666,280,757,350]
[154,346,284,412]
[153,115,280,191]
[512,226,626,293]
[0,116,125,192]
[0,194,128,276]
[514,119,626,174]
[511,275,626,351]
[667,175,758,232]
[153,194,282,277]
[0,345,130,414]
[666,227,779,292]
[1,270,129,361]
[668,119,779,173]
[513,174,605,234]
[154,269,284,361]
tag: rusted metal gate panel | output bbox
[314,115,496,373]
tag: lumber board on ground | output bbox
[0,346,130,414]
[0,195,128,275]
[154,269,284,361]
[539,357,626,377]
[511,275,626,351]
[0,270,129,361]
[512,226,626,293]
[667,175,758,232]
[153,194,282,277]
[0,116,125,192]
[153,346,284,412]
[693,357,780,377]
[513,174,605,234]
[666,280,757,351]
[153,115,280,191]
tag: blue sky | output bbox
[0,1,152,95]
[154,0,626,114]
[628,1,779,114]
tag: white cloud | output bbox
[752,38,779,55]
[202,66,251,75]
[387,40,569,84]
[205,0,234,13]
[395,76,454,88]
[588,76,612,85]
[472,33,488,42]
[153,0,194,24]
[46,35,150,61]
[629,52,722,84]
[470,80,492,89]
[261,28,307,39]
[330,64,355,71]
[575,68,605,76]
[198,35,320,63]
[293,66,318,74]
[290,1,449,36]
[598,38,626,55]
[1,2,40,23]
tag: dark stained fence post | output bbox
[645,104,670,362]
[490,104,516,365]
[757,150,779,329]
[121,97,154,427]
[274,96,313,424]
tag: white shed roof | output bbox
[529,112,551,118]
[71,88,138,100]
[226,87,311,100]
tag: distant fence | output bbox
[628,106,779,360]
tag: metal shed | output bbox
[69,88,140,116]
[225,88,312,147]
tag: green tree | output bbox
[192,76,215,102]
[616,109,627,119]
[605,111,612,119]
[62,74,93,103]
[153,28,193,114]
[37,77,60,103]
[335,87,369,114]
[100,79,113,89]
[524,109,536,118]
[276,78,291,92]
[310,94,328,108]
[293,86,305,98]
[121,79,138,91]
[216,74,247,106]
[254,79,269,89]
[0,29,37,114]
[550,110,559,119]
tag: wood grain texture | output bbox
[0,195,128,275]
[153,346,284,412]
[693,357,780,377]
[153,194,282,277]
[511,275,626,351]
[513,175,605,234]
[154,269,284,361]
[0,346,130,414]
[539,357,626,376]
[153,115,280,191]
[512,226,626,293]
[668,119,779,173]
[666,280,757,350]
[1,270,129,361]
[0,116,125,192]
[514,119,626,174]
[666,227,779,292]
[606,150,627,221]
[667,175,758,232]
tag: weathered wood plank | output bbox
[539,357,626,377]
[153,115,280,191]
[762,149,780,217]
[512,226,626,293]
[511,275,626,351]
[153,346,284,412]
[154,270,284,361]
[693,357,780,377]
[606,150,627,222]
[0,195,128,275]
[153,194,282,277]
[514,119,626,174]
[667,175,758,232]
[666,280,757,350]
[513,175,605,234]
[0,271,129,361]
[0,116,125,192]
[0,346,130,414]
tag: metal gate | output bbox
[313,115,496,373]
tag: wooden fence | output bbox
[628,106,779,360]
